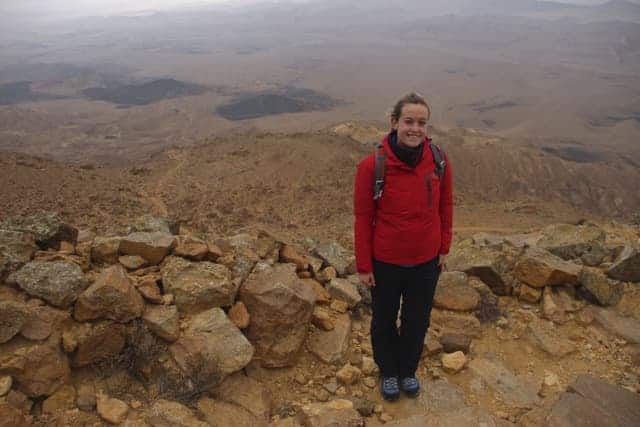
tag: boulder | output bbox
[326,279,361,308]
[161,256,236,313]
[74,265,144,322]
[210,372,272,422]
[0,229,37,279]
[280,245,310,271]
[96,393,129,425]
[8,260,87,308]
[468,357,540,409]
[119,255,148,270]
[169,308,254,390]
[239,263,316,367]
[606,245,640,283]
[301,278,331,304]
[514,247,581,288]
[197,398,265,427]
[298,399,364,427]
[434,272,480,311]
[119,232,176,265]
[439,333,472,354]
[173,236,209,261]
[146,399,209,427]
[311,306,334,331]
[579,267,622,306]
[447,245,513,295]
[1,212,78,250]
[143,305,180,342]
[308,313,351,364]
[129,215,179,235]
[0,301,26,343]
[430,309,482,337]
[66,321,127,367]
[517,283,542,304]
[17,302,69,341]
[526,319,576,357]
[313,241,356,277]
[538,223,606,260]
[228,301,251,329]
[42,384,76,415]
[90,236,122,265]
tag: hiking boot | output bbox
[381,376,400,401]
[400,376,420,397]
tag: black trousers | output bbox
[370,257,440,378]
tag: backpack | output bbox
[373,142,446,201]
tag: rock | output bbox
[146,399,208,427]
[363,377,377,388]
[119,232,176,265]
[97,393,129,425]
[313,242,356,277]
[91,236,122,265]
[590,307,640,344]
[447,245,513,295]
[308,313,351,363]
[440,334,472,354]
[579,267,622,306]
[298,399,364,427]
[430,309,482,337]
[469,277,502,322]
[280,245,310,271]
[424,331,443,356]
[0,301,26,344]
[1,212,78,250]
[547,374,640,426]
[361,357,377,376]
[197,397,265,427]
[0,402,30,427]
[301,279,331,304]
[68,321,127,367]
[434,272,480,311]
[136,277,163,304]
[206,242,223,261]
[76,383,96,411]
[442,351,467,373]
[538,223,606,260]
[228,247,260,282]
[514,247,581,288]
[161,256,236,313]
[606,245,640,283]
[7,260,87,308]
[518,284,542,304]
[119,255,148,270]
[0,229,37,280]
[316,266,337,284]
[337,364,362,385]
[169,308,254,390]
[130,215,179,235]
[0,376,12,396]
[143,305,180,342]
[347,397,375,417]
[326,279,361,308]
[228,301,251,329]
[0,335,70,397]
[42,384,76,415]
[74,265,144,322]
[468,357,540,409]
[239,263,316,367]
[526,319,576,357]
[171,236,209,261]
[330,299,349,313]
[541,287,565,324]
[210,372,271,422]
[539,372,561,398]
[312,307,334,331]
[19,303,68,341]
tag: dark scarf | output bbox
[389,130,424,168]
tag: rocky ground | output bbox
[1,212,639,426]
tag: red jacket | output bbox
[353,135,453,273]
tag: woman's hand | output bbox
[438,254,447,271]
[359,272,376,288]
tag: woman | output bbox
[353,92,453,401]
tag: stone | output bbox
[42,384,76,415]
[298,399,364,427]
[169,308,254,390]
[91,236,122,265]
[606,245,640,283]
[172,236,209,261]
[434,271,480,311]
[143,305,180,342]
[136,277,163,304]
[301,278,331,303]
[539,372,561,398]
[337,364,362,385]
[161,256,236,313]
[228,301,251,329]
[442,351,467,373]
[0,229,37,280]
[424,333,443,357]
[430,309,482,337]
[7,260,87,308]
[239,263,316,367]
[197,397,265,427]
[0,402,30,427]
[541,287,565,324]
[97,392,129,425]
[308,313,351,364]
[590,307,640,344]
[0,376,11,397]
[280,245,310,271]
[447,245,513,295]
[119,232,176,265]
[518,284,542,304]
[313,241,356,277]
[19,303,68,341]
[76,383,96,411]
[1,212,78,250]
[119,255,148,270]
[440,333,472,354]
[316,266,337,283]
[330,299,349,313]
[579,267,622,306]
[538,223,606,260]
[327,279,362,308]
[0,301,26,344]
[312,307,334,331]
[361,357,377,376]
[514,247,581,288]
[527,319,576,357]
[74,265,144,322]
[69,321,127,367]
[206,242,223,261]
[130,215,179,235]
[363,377,376,388]
[468,277,502,322]
[210,372,271,422]
[146,399,208,427]
[468,357,540,409]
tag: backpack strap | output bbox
[373,143,386,201]
[430,143,446,179]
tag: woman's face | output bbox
[391,103,429,148]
